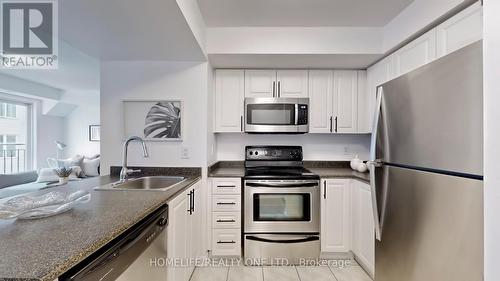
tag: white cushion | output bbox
[46,156,84,169]
[82,157,100,177]
[36,166,82,183]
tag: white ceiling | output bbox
[198,0,414,27]
[0,41,100,92]
[59,0,206,61]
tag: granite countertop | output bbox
[208,161,245,177]
[0,167,201,281]
[208,161,370,183]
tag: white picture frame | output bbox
[122,100,183,141]
[89,125,100,142]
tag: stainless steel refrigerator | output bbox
[369,41,483,281]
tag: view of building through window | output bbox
[0,101,29,174]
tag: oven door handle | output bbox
[246,235,319,244]
[245,182,318,188]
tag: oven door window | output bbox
[253,193,311,221]
[247,104,295,125]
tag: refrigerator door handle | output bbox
[369,87,384,241]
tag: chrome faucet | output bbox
[119,136,149,182]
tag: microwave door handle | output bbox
[295,104,299,125]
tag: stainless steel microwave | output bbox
[244,98,309,133]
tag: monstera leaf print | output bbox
[144,102,181,139]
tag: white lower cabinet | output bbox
[351,180,375,276]
[210,177,242,257]
[320,178,374,275]
[167,181,202,281]
[212,229,242,256]
[320,179,351,252]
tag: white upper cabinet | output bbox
[215,69,245,133]
[244,70,276,98]
[245,69,308,98]
[276,70,309,98]
[308,70,333,133]
[436,2,483,58]
[394,28,437,77]
[333,70,358,133]
[356,70,371,134]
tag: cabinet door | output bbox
[321,179,351,253]
[365,56,395,133]
[356,71,370,133]
[436,2,482,58]
[276,70,309,98]
[244,70,276,98]
[167,189,190,281]
[358,181,375,275]
[333,70,358,133]
[215,70,245,132]
[394,29,437,77]
[190,183,203,254]
[308,70,333,133]
[351,180,375,276]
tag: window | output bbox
[0,103,16,118]
[0,135,16,157]
[0,99,30,174]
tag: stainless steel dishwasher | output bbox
[59,205,168,281]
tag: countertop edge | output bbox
[39,177,201,281]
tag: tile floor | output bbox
[189,262,372,281]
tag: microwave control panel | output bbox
[297,104,308,125]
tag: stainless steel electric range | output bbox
[243,146,320,265]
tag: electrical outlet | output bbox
[181,146,190,159]
[343,145,350,155]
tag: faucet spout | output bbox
[120,136,148,182]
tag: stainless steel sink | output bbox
[95,176,187,191]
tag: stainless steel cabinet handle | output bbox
[191,190,195,213]
[217,185,236,188]
[273,81,276,97]
[217,202,236,205]
[330,116,333,132]
[240,116,243,132]
[323,181,327,199]
[217,240,236,244]
[335,116,338,132]
[187,192,192,215]
[216,219,236,223]
[278,81,281,97]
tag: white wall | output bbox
[100,61,209,174]
[483,0,500,280]
[61,91,100,158]
[35,104,64,169]
[176,0,207,56]
[207,27,383,55]
[216,134,370,161]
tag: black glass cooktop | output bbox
[244,166,319,180]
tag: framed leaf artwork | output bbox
[123,100,183,141]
